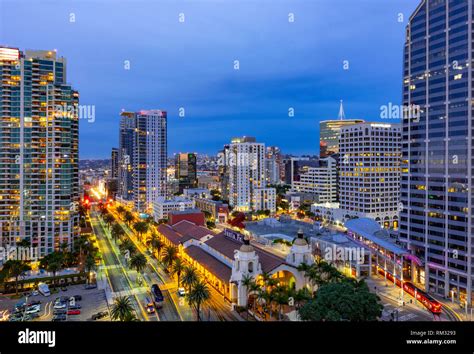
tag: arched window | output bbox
[248,261,254,273]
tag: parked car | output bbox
[73,295,82,301]
[52,314,67,322]
[90,311,108,320]
[54,303,67,310]
[31,290,39,296]
[69,304,81,310]
[84,283,97,290]
[28,300,41,306]
[25,305,41,314]
[177,288,186,297]
[53,309,67,315]
[67,309,81,315]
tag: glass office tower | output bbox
[400,0,473,306]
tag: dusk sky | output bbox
[1,0,419,159]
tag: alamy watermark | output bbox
[55,103,96,123]
[323,245,365,265]
[0,246,39,263]
[380,103,420,122]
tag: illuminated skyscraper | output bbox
[0,47,79,257]
[319,101,364,158]
[400,0,473,306]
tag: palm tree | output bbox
[149,234,164,258]
[161,245,178,270]
[111,223,125,243]
[116,205,125,217]
[241,274,255,318]
[273,286,289,321]
[111,296,135,321]
[133,221,149,241]
[123,211,134,226]
[84,254,97,284]
[293,287,312,310]
[171,258,185,286]
[103,213,115,228]
[181,266,199,291]
[186,280,210,321]
[0,260,31,295]
[119,239,136,258]
[39,251,64,288]
[130,253,147,273]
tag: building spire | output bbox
[338,100,345,120]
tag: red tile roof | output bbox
[157,221,215,245]
[185,245,232,282]
[204,232,286,273]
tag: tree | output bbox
[103,213,115,228]
[171,258,185,286]
[206,221,216,229]
[116,205,126,216]
[84,254,97,284]
[181,266,199,291]
[0,260,31,295]
[39,252,64,288]
[298,280,383,321]
[133,221,149,241]
[119,239,136,258]
[130,253,147,273]
[123,211,134,226]
[111,222,125,243]
[149,234,164,258]
[111,296,135,321]
[161,245,178,270]
[241,274,255,318]
[273,286,289,321]
[186,280,210,321]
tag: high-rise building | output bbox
[229,137,275,212]
[265,146,281,185]
[175,152,197,193]
[0,47,79,257]
[291,156,337,203]
[319,101,364,158]
[400,0,473,306]
[133,110,167,213]
[118,110,167,213]
[111,147,119,179]
[118,111,135,201]
[218,144,230,200]
[339,122,401,228]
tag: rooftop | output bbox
[345,218,407,255]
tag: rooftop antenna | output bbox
[338,100,345,120]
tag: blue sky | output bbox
[0,0,419,158]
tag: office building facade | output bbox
[399,0,473,306]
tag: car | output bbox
[28,300,41,306]
[31,290,39,296]
[177,288,186,297]
[25,305,41,314]
[72,295,82,301]
[53,309,67,315]
[69,304,81,310]
[146,302,155,314]
[67,309,81,315]
[52,314,67,322]
[54,303,67,310]
[90,311,108,320]
[84,283,97,290]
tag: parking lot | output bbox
[0,284,110,322]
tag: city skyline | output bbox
[1,0,419,158]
